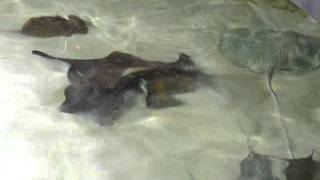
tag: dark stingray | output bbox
[80,65,207,125]
[283,153,318,180]
[21,15,88,37]
[32,50,212,124]
[239,151,280,180]
[32,50,196,90]
[239,151,319,180]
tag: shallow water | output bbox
[0,0,320,180]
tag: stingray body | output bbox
[86,66,204,124]
[22,15,88,37]
[115,65,201,109]
[219,28,320,73]
[239,151,319,180]
[32,50,210,124]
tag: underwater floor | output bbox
[0,0,320,179]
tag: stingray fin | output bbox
[60,85,92,113]
[174,52,195,67]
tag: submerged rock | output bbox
[21,15,88,37]
[219,28,320,73]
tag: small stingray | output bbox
[32,50,212,124]
[239,151,319,180]
[219,28,320,73]
[234,0,303,12]
[21,15,89,37]
[219,27,320,158]
[239,151,280,180]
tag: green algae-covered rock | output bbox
[219,28,320,72]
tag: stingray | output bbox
[32,50,212,124]
[219,28,320,73]
[76,65,207,125]
[21,15,89,37]
[32,50,196,90]
[234,0,303,12]
[219,27,320,158]
[238,151,319,180]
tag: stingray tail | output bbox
[267,67,294,159]
[32,50,76,64]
